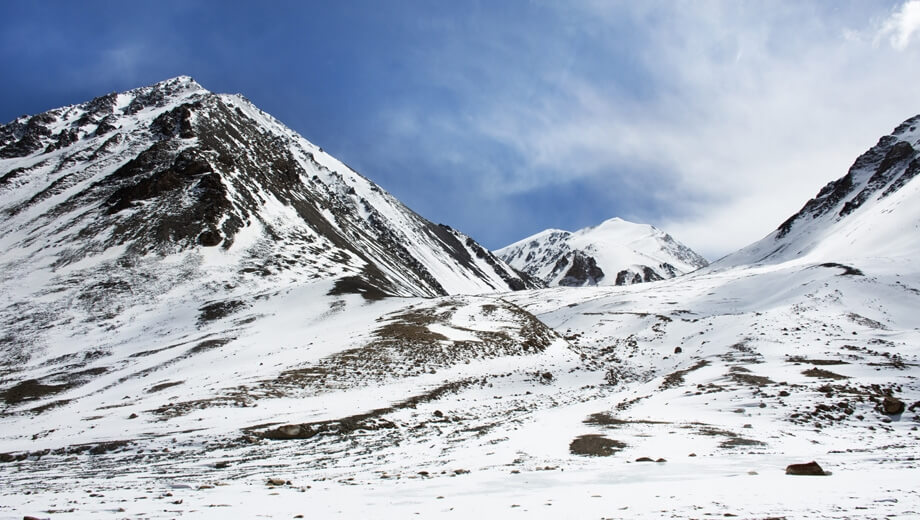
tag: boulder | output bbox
[785,461,826,475]
[881,396,905,415]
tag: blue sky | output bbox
[3,1,920,258]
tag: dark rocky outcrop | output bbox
[559,252,604,286]
[776,116,920,240]
[879,396,905,415]
[785,461,827,476]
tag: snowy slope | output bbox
[718,114,920,267]
[497,217,708,287]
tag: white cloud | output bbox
[878,0,920,49]
[371,2,920,258]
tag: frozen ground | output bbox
[2,251,919,519]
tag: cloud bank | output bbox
[360,2,920,258]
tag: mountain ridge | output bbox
[716,114,920,268]
[0,76,535,303]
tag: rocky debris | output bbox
[785,461,827,476]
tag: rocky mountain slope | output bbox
[0,77,540,369]
[718,115,920,267]
[497,217,708,287]
[0,76,533,303]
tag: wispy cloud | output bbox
[878,0,920,49]
[366,2,920,258]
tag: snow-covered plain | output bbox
[2,254,919,519]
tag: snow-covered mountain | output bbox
[496,217,708,287]
[0,77,535,326]
[719,115,920,267]
[2,80,920,520]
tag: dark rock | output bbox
[674,346,682,354]
[44,128,80,152]
[198,299,246,323]
[559,251,605,286]
[94,115,120,137]
[819,263,864,276]
[641,266,664,283]
[635,457,655,462]
[785,461,826,475]
[267,477,286,486]
[197,230,222,247]
[880,396,905,415]
[88,440,131,455]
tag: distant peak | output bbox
[591,217,651,232]
[157,75,204,88]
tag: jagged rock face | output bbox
[0,76,537,356]
[558,251,605,286]
[720,114,920,266]
[497,218,708,287]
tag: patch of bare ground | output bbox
[569,434,626,456]
[803,368,849,380]
[692,424,766,450]
[660,360,709,390]
[584,412,669,427]
[728,366,775,387]
[787,355,849,366]
[256,380,471,440]
[151,299,556,420]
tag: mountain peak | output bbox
[719,113,920,267]
[497,217,707,287]
[146,75,207,93]
[0,77,535,310]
